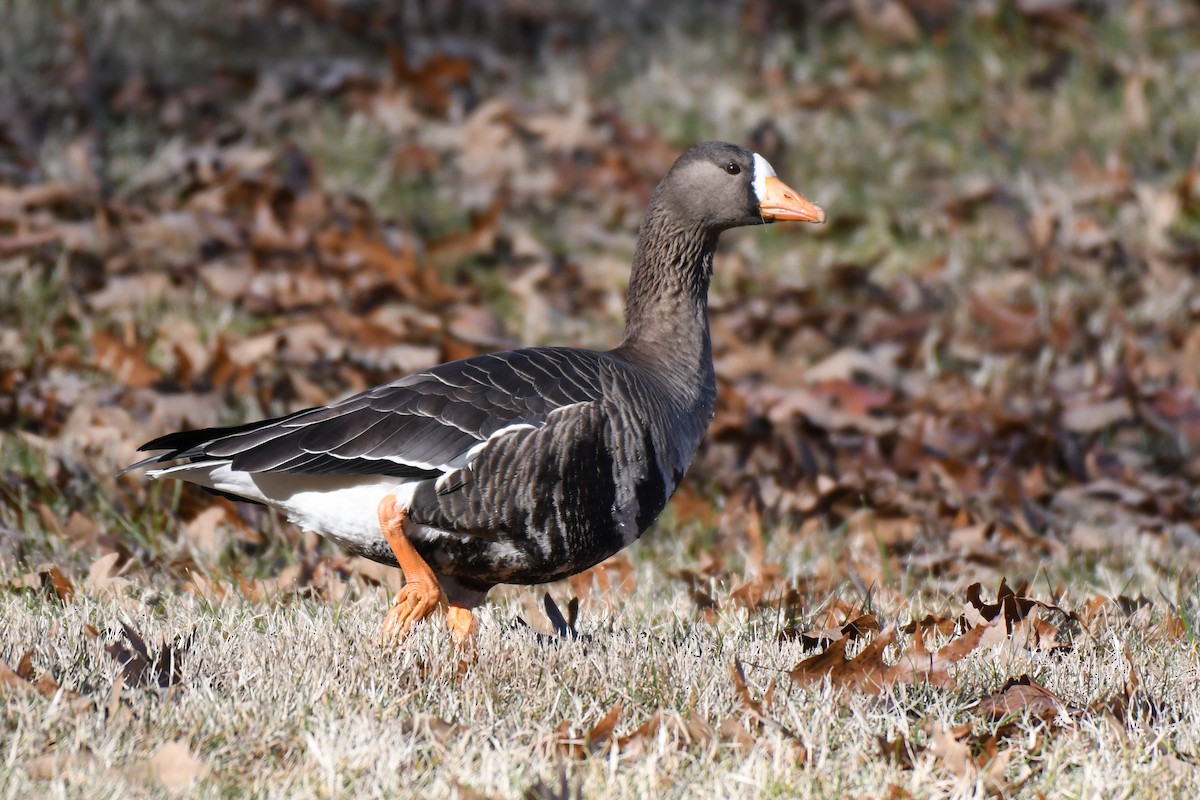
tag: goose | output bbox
[123,141,825,643]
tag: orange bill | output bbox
[758,176,826,224]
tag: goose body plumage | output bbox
[126,141,825,638]
[133,344,710,586]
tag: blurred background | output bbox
[1,0,1198,594]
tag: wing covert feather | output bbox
[138,347,613,478]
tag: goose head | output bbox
[651,141,826,232]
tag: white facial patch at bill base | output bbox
[751,152,777,204]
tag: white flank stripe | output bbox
[461,422,538,464]
[299,448,446,472]
[149,462,421,552]
[751,152,776,204]
[148,462,528,564]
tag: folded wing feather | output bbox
[130,348,610,482]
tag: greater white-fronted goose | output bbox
[124,141,825,643]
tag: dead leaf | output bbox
[615,710,664,755]
[851,0,920,44]
[105,623,190,690]
[86,552,127,593]
[147,740,206,791]
[967,292,1040,350]
[107,671,127,723]
[587,702,622,748]
[93,329,163,389]
[730,659,765,719]
[977,675,1067,720]
[184,506,230,560]
[718,716,757,749]
[789,613,881,649]
[553,702,622,758]
[963,579,1074,637]
[791,618,990,694]
[0,229,61,256]
[524,98,599,154]
[1062,397,1133,434]
[892,623,988,688]
[848,509,921,547]
[25,751,97,780]
[805,346,899,384]
[929,724,974,780]
[0,656,86,708]
[0,660,29,692]
[87,273,172,312]
[789,627,896,692]
[8,564,75,602]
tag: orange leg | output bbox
[445,605,477,645]
[443,577,488,647]
[376,494,444,644]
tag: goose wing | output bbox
[127,348,608,480]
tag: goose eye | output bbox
[725,162,741,175]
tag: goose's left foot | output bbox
[376,494,443,644]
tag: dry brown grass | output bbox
[3,531,1199,799]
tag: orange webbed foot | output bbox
[445,604,478,646]
[377,580,444,644]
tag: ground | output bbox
[2,1,1199,797]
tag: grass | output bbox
[2,538,1198,798]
